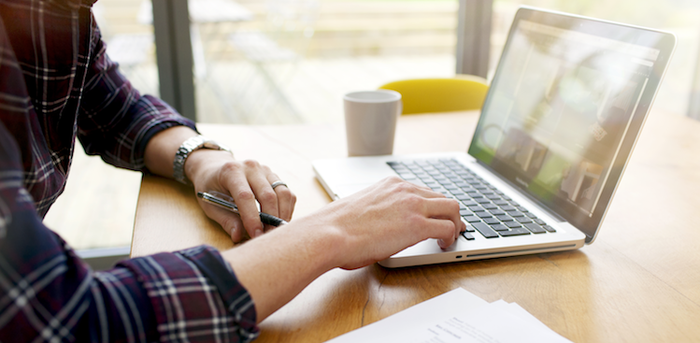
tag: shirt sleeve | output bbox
[0,128,258,342]
[77,16,196,171]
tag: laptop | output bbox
[313,7,676,268]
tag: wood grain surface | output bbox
[131,110,700,342]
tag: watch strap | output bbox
[173,135,231,185]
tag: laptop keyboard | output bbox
[387,159,556,240]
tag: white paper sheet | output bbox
[326,288,571,343]
[327,288,487,343]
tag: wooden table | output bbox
[131,110,700,342]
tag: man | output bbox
[0,0,464,341]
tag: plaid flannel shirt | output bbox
[0,0,258,341]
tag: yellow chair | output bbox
[378,75,489,115]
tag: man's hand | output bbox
[316,176,465,269]
[185,149,296,242]
[224,176,465,322]
[143,126,296,243]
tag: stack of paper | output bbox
[326,288,572,343]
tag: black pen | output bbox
[197,191,288,227]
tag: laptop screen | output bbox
[468,7,676,241]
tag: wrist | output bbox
[220,216,345,321]
[291,216,347,271]
[173,135,231,184]
[184,149,235,186]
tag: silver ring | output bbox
[271,181,288,190]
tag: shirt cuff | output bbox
[119,245,259,342]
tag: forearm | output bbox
[221,215,344,322]
[79,18,196,171]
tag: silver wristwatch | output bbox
[173,135,231,184]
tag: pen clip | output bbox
[197,191,240,213]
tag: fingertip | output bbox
[230,226,243,243]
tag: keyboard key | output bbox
[524,223,547,234]
[437,179,453,186]
[460,209,474,216]
[534,219,546,225]
[496,215,514,222]
[516,216,533,224]
[490,224,509,231]
[472,222,499,238]
[461,232,476,240]
[463,224,476,232]
[483,217,500,225]
[398,173,416,180]
[543,225,557,233]
[461,200,479,207]
[462,216,481,223]
[468,205,485,212]
[499,227,531,237]
[505,221,522,228]
[476,211,494,218]
[482,203,498,209]
[489,209,506,216]
[419,174,435,181]
[451,189,466,196]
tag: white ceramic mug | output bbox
[343,90,402,156]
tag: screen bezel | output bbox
[467,7,677,243]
